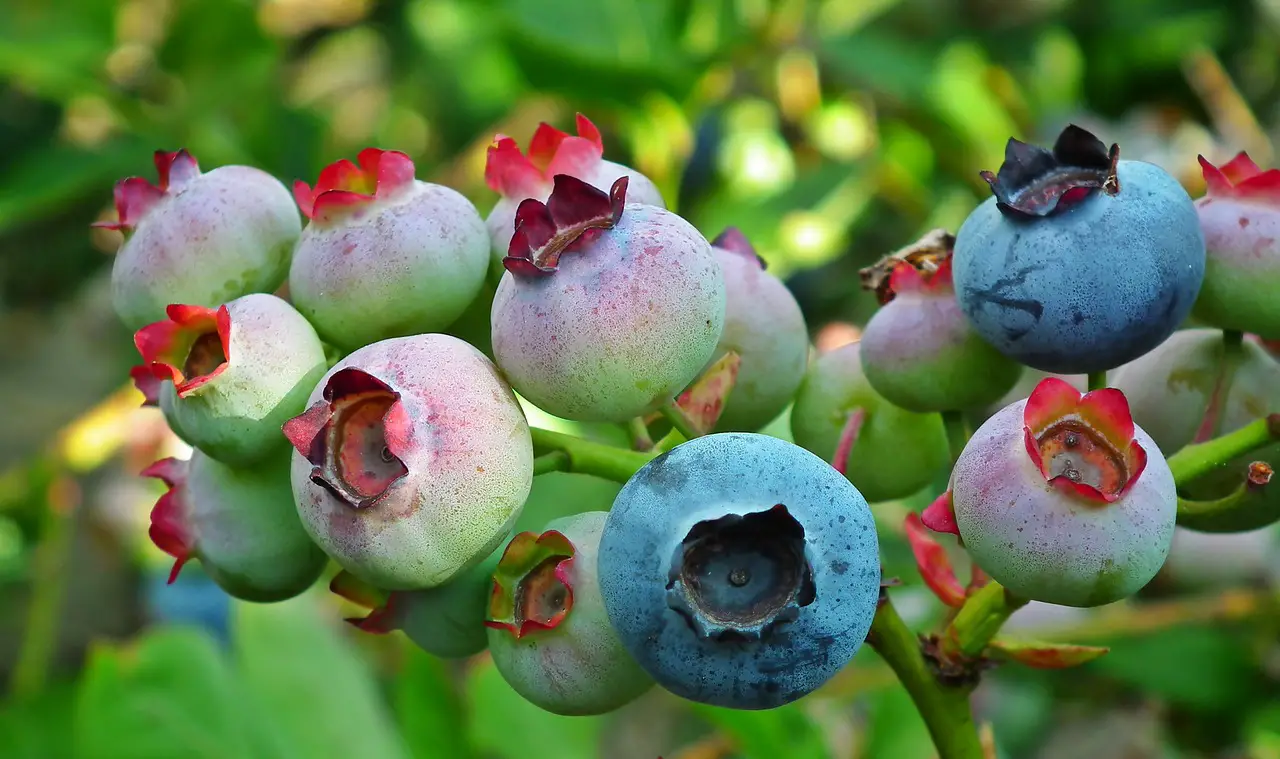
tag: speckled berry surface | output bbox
[486,512,653,716]
[953,160,1206,374]
[141,293,327,467]
[706,231,809,432]
[597,433,880,709]
[284,334,533,590]
[950,397,1177,607]
[107,153,301,331]
[290,180,490,351]
[491,201,725,423]
[790,342,949,502]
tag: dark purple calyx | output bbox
[666,504,815,641]
[484,530,576,638]
[503,174,628,277]
[282,368,410,510]
[711,227,768,270]
[981,125,1120,219]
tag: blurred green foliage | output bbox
[5,0,1280,757]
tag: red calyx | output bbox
[133,304,232,398]
[93,149,200,232]
[141,457,195,584]
[503,174,628,277]
[484,530,576,639]
[1198,152,1280,205]
[294,148,416,224]
[981,125,1120,219]
[282,368,411,510]
[860,228,956,305]
[484,114,605,199]
[711,227,768,270]
[903,511,966,607]
[1021,377,1147,504]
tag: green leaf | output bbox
[393,646,475,759]
[73,626,282,759]
[1089,626,1263,710]
[0,682,76,759]
[232,595,412,759]
[690,699,831,759]
[464,657,602,759]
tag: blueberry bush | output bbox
[6,2,1280,759]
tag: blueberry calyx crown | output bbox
[503,174,629,277]
[282,368,411,511]
[484,530,576,639]
[981,125,1120,219]
[859,228,955,305]
[665,504,815,641]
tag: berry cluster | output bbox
[99,117,1280,728]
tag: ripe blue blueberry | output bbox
[597,432,881,710]
[952,125,1206,374]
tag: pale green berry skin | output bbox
[491,204,726,423]
[1194,193,1280,338]
[160,293,327,467]
[112,165,300,331]
[290,334,533,591]
[486,511,653,716]
[709,245,809,432]
[187,449,327,603]
[289,181,490,352]
[396,545,503,659]
[484,160,665,268]
[789,342,949,502]
[951,399,1177,608]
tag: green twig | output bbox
[1177,461,1278,532]
[867,598,984,759]
[627,417,654,451]
[941,410,970,466]
[1087,370,1107,391]
[529,428,658,484]
[1166,414,1280,486]
[531,450,571,476]
[942,581,1029,660]
[659,400,702,441]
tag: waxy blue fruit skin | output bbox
[597,432,880,710]
[953,160,1206,374]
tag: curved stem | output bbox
[659,400,702,441]
[1087,370,1107,392]
[867,598,984,759]
[942,581,1029,659]
[1167,414,1280,486]
[941,410,970,466]
[532,450,571,476]
[1177,461,1277,532]
[529,427,658,484]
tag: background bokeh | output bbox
[4,0,1280,757]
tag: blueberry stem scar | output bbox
[659,400,704,441]
[1166,413,1280,487]
[532,451,571,476]
[866,600,986,759]
[941,410,971,467]
[1087,370,1106,392]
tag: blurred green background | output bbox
[4,0,1280,757]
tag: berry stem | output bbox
[529,427,659,484]
[1176,462,1276,532]
[532,450,571,476]
[1087,370,1106,391]
[941,410,970,466]
[659,400,703,441]
[867,597,985,759]
[1193,329,1246,443]
[1166,414,1280,487]
[942,580,1029,660]
[627,417,655,451]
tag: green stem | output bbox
[529,428,658,484]
[659,401,702,441]
[867,598,984,759]
[532,450,571,476]
[1087,370,1107,391]
[1177,463,1278,532]
[942,581,1029,659]
[627,417,654,451]
[941,410,970,466]
[1166,414,1280,486]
